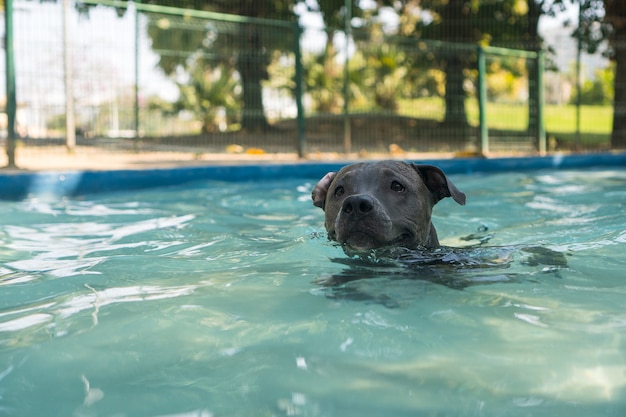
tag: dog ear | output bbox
[412,164,466,205]
[311,172,337,210]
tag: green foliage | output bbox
[573,0,611,55]
[77,0,621,146]
[569,64,615,105]
[108,0,299,132]
[485,57,528,102]
[303,42,343,113]
[175,63,241,132]
[47,113,66,132]
[363,40,409,110]
[146,14,207,75]
[305,0,363,29]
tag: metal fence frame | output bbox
[2,0,611,167]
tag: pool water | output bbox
[0,168,625,417]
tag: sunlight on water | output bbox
[0,169,625,416]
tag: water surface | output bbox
[0,168,625,416]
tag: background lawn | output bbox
[398,97,612,147]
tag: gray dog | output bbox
[312,160,466,255]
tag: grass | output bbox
[544,104,612,134]
[397,97,612,146]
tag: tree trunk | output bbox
[237,26,269,133]
[525,0,543,140]
[443,55,467,126]
[439,0,471,129]
[606,0,626,149]
[238,58,269,132]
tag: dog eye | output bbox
[334,186,345,197]
[390,181,405,192]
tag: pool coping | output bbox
[1,152,626,200]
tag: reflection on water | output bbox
[0,170,625,416]
[4,214,195,277]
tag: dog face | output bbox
[312,161,466,255]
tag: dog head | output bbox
[312,161,466,255]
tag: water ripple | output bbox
[4,215,196,278]
[0,283,198,342]
[0,313,53,332]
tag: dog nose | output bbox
[342,195,374,215]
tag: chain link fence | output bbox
[1,0,619,169]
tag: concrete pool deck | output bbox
[0,146,313,171]
[1,146,626,200]
[1,145,624,171]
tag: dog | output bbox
[312,160,466,256]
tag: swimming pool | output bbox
[1,165,625,416]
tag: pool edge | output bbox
[2,152,625,200]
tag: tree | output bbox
[166,1,296,133]
[303,43,344,113]
[100,0,298,133]
[564,0,625,148]
[401,0,479,128]
[484,0,565,139]
[174,63,241,133]
[603,0,626,148]
[568,64,614,105]
[436,0,477,127]
[300,0,365,112]
[423,0,566,133]
[374,1,546,127]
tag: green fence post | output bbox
[294,23,306,158]
[4,0,16,168]
[477,45,488,154]
[537,50,546,155]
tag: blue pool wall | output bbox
[2,152,626,200]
